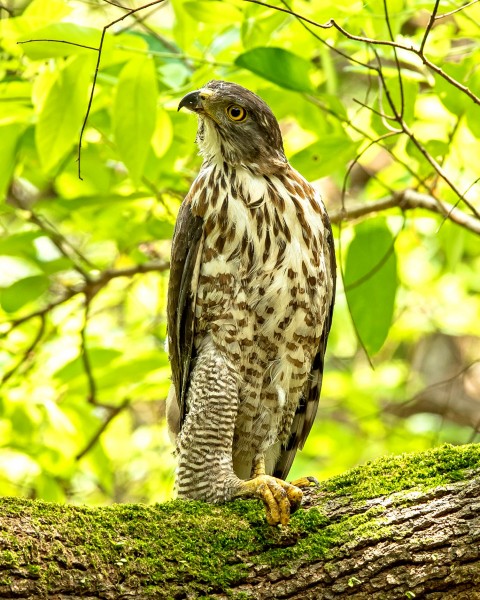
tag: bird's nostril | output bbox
[199,93,207,101]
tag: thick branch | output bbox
[0,444,479,599]
[330,189,480,235]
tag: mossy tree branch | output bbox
[1,444,479,599]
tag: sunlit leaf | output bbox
[0,275,49,313]
[54,348,123,383]
[290,136,360,181]
[235,47,314,92]
[113,56,158,183]
[23,0,71,21]
[183,1,241,23]
[35,55,93,173]
[344,220,398,355]
[152,108,173,159]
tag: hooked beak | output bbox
[178,89,213,113]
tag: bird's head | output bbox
[178,80,287,173]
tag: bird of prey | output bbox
[167,80,336,525]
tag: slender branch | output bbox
[339,130,400,212]
[75,398,131,461]
[76,0,167,179]
[382,0,404,119]
[420,0,441,54]
[435,0,480,20]
[307,96,432,193]
[2,261,170,333]
[431,114,462,193]
[18,39,98,51]
[10,190,96,276]
[1,315,46,385]
[80,297,97,405]
[25,209,96,277]
[400,122,480,219]
[330,189,480,235]
[278,0,376,73]
[243,0,480,107]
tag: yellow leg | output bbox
[251,455,266,479]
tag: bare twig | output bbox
[2,261,170,333]
[25,210,96,277]
[435,0,480,20]
[80,297,97,405]
[243,0,480,107]
[76,0,167,179]
[75,398,131,461]
[307,96,432,193]
[420,0,441,53]
[18,39,98,51]
[400,122,480,219]
[382,0,404,119]
[1,315,46,385]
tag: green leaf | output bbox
[35,55,93,174]
[113,56,158,183]
[434,65,470,115]
[344,220,397,355]
[235,47,314,92]
[0,275,49,313]
[54,348,123,383]
[152,108,173,159]
[290,136,360,181]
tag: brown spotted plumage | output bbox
[167,80,336,525]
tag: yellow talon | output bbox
[235,474,303,525]
[290,476,319,488]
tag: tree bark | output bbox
[0,444,479,600]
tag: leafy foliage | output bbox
[0,0,479,505]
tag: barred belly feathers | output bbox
[167,80,336,525]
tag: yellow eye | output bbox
[226,104,247,122]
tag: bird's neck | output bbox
[196,118,287,176]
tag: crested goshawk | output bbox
[167,80,336,525]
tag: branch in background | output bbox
[435,0,480,20]
[330,189,480,235]
[80,297,97,405]
[1,315,46,385]
[307,96,433,194]
[18,0,169,179]
[0,3,14,17]
[245,0,480,107]
[75,397,131,461]
[2,261,169,334]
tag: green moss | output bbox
[0,443,478,598]
[321,443,480,500]
[0,551,17,567]
[26,564,40,577]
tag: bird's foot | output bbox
[236,475,303,526]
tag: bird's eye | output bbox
[226,104,247,122]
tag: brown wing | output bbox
[273,215,336,480]
[167,199,204,425]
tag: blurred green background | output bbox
[0,0,479,505]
